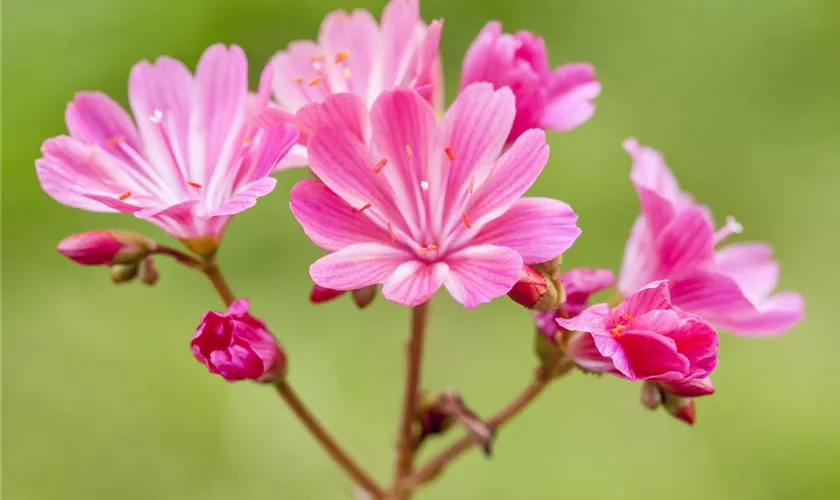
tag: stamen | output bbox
[343,67,352,80]
[308,76,324,87]
[106,135,126,147]
[468,176,475,194]
[405,144,413,159]
[623,313,634,321]
[418,244,438,253]
[243,137,254,146]
[293,76,305,85]
[445,147,456,161]
[335,51,350,64]
[373,158,388,173]
[611,325,626,337]
[310,54,326,62]
[357,202,373,213]
[461,212,472,229]
[387,221,396,242]
[186,181,202,189]
[117,191,132,201]
[150,109,163,123]
[714,215,744,245]
[420,180,429,191]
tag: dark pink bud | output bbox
[310,284,346,304]
[508,266,558,311]
[660,377,715,398]
[352,285,377,309]
[666,398,696,426]
[191,299,285,382]
[58,230,127,265]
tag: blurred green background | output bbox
[3,0,839,498]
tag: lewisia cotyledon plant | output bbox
[461,21,600,144]
[290,83,581,308]
[36,44,299,251]
[618,139,804,335]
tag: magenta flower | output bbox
[618,139,804,336]
[36,44,299,248]
[290,84,581,308]
[269,0,442,168]
[556,281,719,383]
[461,21,600,144]
[191,299,286,382]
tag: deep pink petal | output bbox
[290,179,390,251]
[310,243,410,291]
[136,200,203,238]
[381,261,449,307]
[624,138,687,214]
[667,317,719,378]
[555,303,611,333]
[616,280,672,319]
[442,245,523,308]
[405,19,443,107]
[566,332,616,373]
[238,122,299,184]
[297,93,369,143]
[539,63,600,132]
[466,128,549,228]
[469,197,580,264]
[379,0,421,89]
[655,206,716,279]
[669,271,756,316]
[615,331,688,381]
[661,377,715,398]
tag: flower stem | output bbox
[202,262,235,307]
[275,381,386,498]
[153,245,203,269]
[407,347,567,490]
[393,302,430,497]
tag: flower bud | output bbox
[139,256,159,286]
[508,265,560,311]
[532,255,563,277]
[640,382,663,410]
[109,262,139,284]
[660,377,715,398]
[352,285,377,309]
[663,395,696,426]
[58,230,155,266]
[310,284,346,304]
[191,299,286,382]
[419,390,494,456]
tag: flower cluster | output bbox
[38,0,804,495]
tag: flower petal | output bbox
[468,197,580,264]
[613,331,688,381]
[666,317,719,378]
[209,177,276,217]
[382,261,450,307]
[443,244,523,308]
[540,63,600,132]
[566,332,616,373]
[310,243,410,291]
[379,0,421,89]
[616,280,672,319]
[710,291,805,337]
[290,179,390,251]
[65,92,142,165]
[713,242,779,303]
[239,122,299,183]
[617,216,657,295]
[555,303,611,333]
[318,8,379,101]
[271,41,326,113]
[655,206,716,279]
[668,271,756,316]
[298,93,369,143]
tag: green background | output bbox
[3,0,839,498]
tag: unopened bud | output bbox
[641,382,663,410]
[508,266,560,311]
[663,393,696,425]
[430,390,495,456]
[109,262,139,284]
[58,230,155,266]
[352,285,377,309]
[660,377,715,398]
[532,255,563,277]
[310,284,346,304]
[139,256,159,286]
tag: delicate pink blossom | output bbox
[618,139,804,336]
[270,0,442,167]
[290,84,580,308]
[36,44,299,246]
[57,230,129,266]
[461,21,600,144]
[191,299,285,382]
[556,281,719,383]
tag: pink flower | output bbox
[289,84,581,308]
[270,0,442,167]
[618,139,804,336]
[36,44,299,246]
[533,267,615,338]
[57,230,128,265]
[556,281,719,383]
[461,21,600,144]
[191,299,285,382]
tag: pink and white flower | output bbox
[556,281,719,383]
[289,84,581,308]
[618,139,804,336]
[270,0,442,167]
[191,299,286,382]
[36,44,299,247]
[461,21,600,144]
